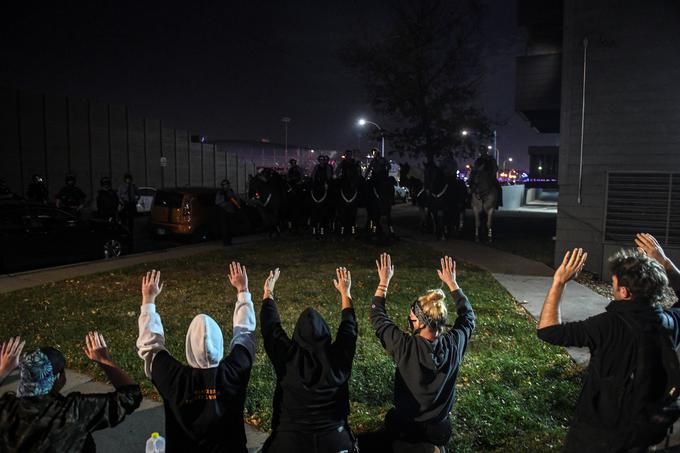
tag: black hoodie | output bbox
[370,289,475,424]
[260,298,358,432]
[538,299,680,438]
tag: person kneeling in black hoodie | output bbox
[360,254,475,453]
[260,266,359,453]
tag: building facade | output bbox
[518,0,680,275]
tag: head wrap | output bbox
[18,350,57,397]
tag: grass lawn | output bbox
[0,238,580,451]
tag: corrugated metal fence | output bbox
[0,87,256,202]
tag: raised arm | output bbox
[0,336,25,385]
[438,256,475,344]
[538,248,587,329]
[73,331,142,431]
[136,270,166,378]
[228,262,256,361]
[370,253,410,361]
[636,233,680,295]
[332,267,358,369]
[85,331,135,388]
[259,268,292,370]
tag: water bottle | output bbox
[145,432,166,453]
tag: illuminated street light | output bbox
[461,130,469,136]
[357,118,384,157]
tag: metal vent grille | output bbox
[604,173,673,244]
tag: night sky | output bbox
[1,1,557,168]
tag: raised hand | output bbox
[437,256,459,291]
[376,253,395,287]
[263,268,280,299]
[635,233,667,266]
[142,269,164,305]
[0,336,26,382]
[554,248,588,285]
[229,261,249,293]
[83,331,111,364]
[333,267,352,297]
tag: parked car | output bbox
[149,187,263,241]
[149,188,221,241]
[136,186,156,214]
[394,183,410,203]
[0,200,131,273]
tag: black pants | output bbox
[120,203,136,237]
[564,421,650,453]
[358,410,451,453]
[263,425,355,453]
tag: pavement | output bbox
[0,203,656,450]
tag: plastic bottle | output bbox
[145,432,166,453]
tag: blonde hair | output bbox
[416,289,448,332]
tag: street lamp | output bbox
[503,157,513,172]
[281,117,291,162]
[358,118,384,157]
[461,129,498,163]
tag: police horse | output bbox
[421,161,467,240]
[335,160,364,237]
[469,159,500,242]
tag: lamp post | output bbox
[503,157,513,172]
[281,117,291,163]
[358,118,384,157]
[461,129,498,163]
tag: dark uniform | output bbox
[26,175,49,204]
[287,160,303,185]
[117,174,139,235]
[97,177,119,222]
[55,176,86,215]
[215,180,240,245]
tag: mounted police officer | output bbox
[215,179,241,246]
[287,159,303,185]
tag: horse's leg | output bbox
[486,207,494,242]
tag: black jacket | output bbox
[0,385,141,453]
[370,290,475,424]
[260,298,358,432]
[151,349,252,453]
[537,299,680,443]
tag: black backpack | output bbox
[616,313,680,447]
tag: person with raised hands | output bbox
[260,266,359,453]
[135,264,256,453]
[0,332,141,452]
[537,246,680,451]
[361,253,475,453]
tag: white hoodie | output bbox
[136,291,256,378]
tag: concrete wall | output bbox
[0,87,256,202]
[555,0,680,275]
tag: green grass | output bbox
[0,238,580,451]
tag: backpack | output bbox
[616,313,680,447]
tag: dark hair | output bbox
[39,347,66,375]
[608,249,668,304]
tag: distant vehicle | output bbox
[136,186,156,214]
[149,188,221,241]
[0,200,131,273]
[394,182,410,203]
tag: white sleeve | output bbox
[136,304,166,379]
[230,291,256,360]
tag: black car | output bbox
[0,200,131,273]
